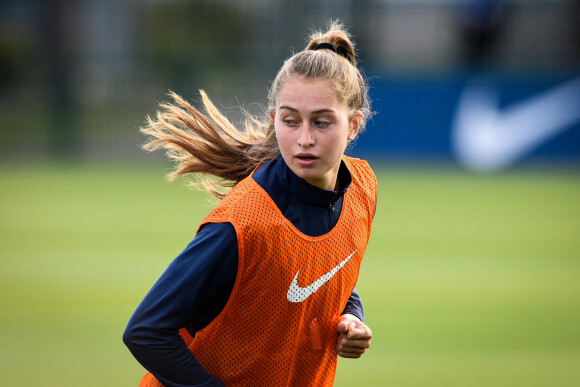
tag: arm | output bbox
[341,286,364,322]
[337,286,371,359]
[337,178,376,357]
[123,223,238,387]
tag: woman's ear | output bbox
[348,110,363,141]
[270,108,276,123]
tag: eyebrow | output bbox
[279,105,335,115]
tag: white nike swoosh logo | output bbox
[286,250,357,303]
[452,77,580,172]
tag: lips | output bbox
[295,153,319,167]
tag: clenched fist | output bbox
[336,313,372,359]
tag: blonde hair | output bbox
[270,20,371,128]
[141,20,371,199]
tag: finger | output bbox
[345,321,357,337]
[336,335,371,351]
[338,338,371,350]
[337,349,366,359]
[347,327,372,340]
[338,339,370,351]
[336,337,370,358]
[337,347,369,358]
[336,321,348,334]
[339,353,363,359]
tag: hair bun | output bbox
[306,20,356,65]
[312,42,351,62]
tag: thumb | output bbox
[336,320,349,334]
[346,321,357,338]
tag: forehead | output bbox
[276,77,341,110]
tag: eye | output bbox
[283,118,298,127]
[314,119,331,128]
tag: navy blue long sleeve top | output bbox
[123,158,366,387]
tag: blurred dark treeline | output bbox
[0,0,578,161]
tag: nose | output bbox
[297,124,314,147]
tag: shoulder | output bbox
[201,172,274,227]
[343,156,377,188]
[343,156,378,217]
[343,155,373,171]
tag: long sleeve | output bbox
[342,287,365,322]
[124,158,367,384]
[123,223,237,387]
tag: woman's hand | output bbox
[335,313,372,359]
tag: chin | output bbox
[295,169,315,181]
[302,172,329,189]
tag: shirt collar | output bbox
[277,158,352,207]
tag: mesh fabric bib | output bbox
[141,157,377,387]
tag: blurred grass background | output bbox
[0,162,578,386]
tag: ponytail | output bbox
[141,91,278,199]
[141,20,370,199]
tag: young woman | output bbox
[124,21,377,387]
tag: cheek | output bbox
[274,124,291,152]
[324,135,347,158]
[334,126,351,150]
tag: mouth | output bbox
[295,153,319,166]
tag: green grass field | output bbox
[1,162,579,386]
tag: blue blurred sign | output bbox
[353,73,580,172]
